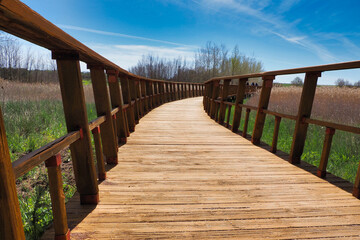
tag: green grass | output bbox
[3,100,97,239]
[224,105,360,183]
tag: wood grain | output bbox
[42,98,360,239]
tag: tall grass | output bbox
[1,79,97,239]
[225,86,360,183]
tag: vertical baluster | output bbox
[136,80,144,118]
[243,108,251,138]
[225,104,232,128]
[129,79,140,124]
[252,75,275,145]
[45,154,70,240]
[232,78,248,133]
[107,70,129,144]
[141,80,148,114]
[121,77,136,132]
[270,116,282,153]
[317,127,335,178]
[146,81,153,110]
[210,80,220,119]
[0,106,25,240]
[219,79,230,124]
[91,126,106,180]
[289,72,321,164]
[90,67,119,159]
[53,51,98,204]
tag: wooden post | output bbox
[232,78,248,133]
[205,83,213,114]
[317,127,335,178]
[210,81,220,119]
[107,70,129,144]
[219,79,230,124]
[353,164,360,199]
[289,72,321,164]
[146,81,153,110]
[120,77,136,132]
[169,83,174,101]
[92,126,106,180]
[0,107,25,240]
[251,75,275,145]
[177,83,180,100]
[89,66,119,160]
[153,82,158,106]
[53,51,98,204]
[243,108,251,138]
[129,79,140,124]
[45,154,70,240]
[225,104,232,128]
[136,80,144,118]
[270,116,282,153]
[141,80,148,114]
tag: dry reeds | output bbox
[247,86,360,126]
[0,78,94,103]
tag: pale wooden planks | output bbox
[42,97,360,239]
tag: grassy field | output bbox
[0,79,96,239]
[225,86,360,183]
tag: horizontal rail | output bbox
[305,117,360,135]
[263,110,297,120]
[205,60,360,83]
[89,116,106,131]
[12,131,81,179]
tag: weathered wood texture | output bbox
[42,98,360,239]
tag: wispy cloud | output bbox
[86,43,195,70]
[58,24,198,49]
[278,0,301,13]
[189,0,337,62]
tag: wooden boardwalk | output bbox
[43,97,360,239]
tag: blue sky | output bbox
[17,0,360,84]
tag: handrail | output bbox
[204,60,360,83]
[12,131,81,179]
[203,65,360,203]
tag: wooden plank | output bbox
[289,72,321,164]
[0,106,25,240]
[42,98,360,240]
[53,52,98,204]
[90,67,118,161]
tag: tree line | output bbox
[129,42,264,83]
[0,33,58,83]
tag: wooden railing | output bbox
[203,60,360,199]
[0,1,204,239]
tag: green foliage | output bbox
[3,100,96,239]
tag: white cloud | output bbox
[58,24,198,49]
[86,43,195,70]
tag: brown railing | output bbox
[0,1,205,239]
[203,61,360,199]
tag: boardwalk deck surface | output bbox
[43,97,360,239]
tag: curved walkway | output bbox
[43,97,360,239]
